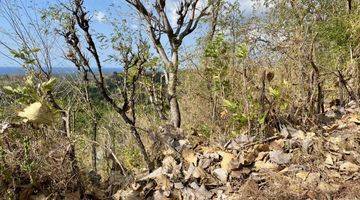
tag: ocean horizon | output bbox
[0,67,122,75]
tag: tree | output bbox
[52,0,154,171]
[124,0,214,128]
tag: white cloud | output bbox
[166,0,208,27]
[94,11,107,22]
[166,0,179,27]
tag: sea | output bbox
[0,67,121,76]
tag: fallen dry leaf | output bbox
[317,182,340,193]
[296,171,309,181]
[254,161,278,171]
[269,150,292,165]
[325,154,334,166]
[182,149,198,165]
[213,168,228,182]
[306,172,320,185]
[219,151,236,172]
[339,161,359,172]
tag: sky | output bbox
[0,0,266,68]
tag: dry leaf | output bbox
[213,168,228,182]
[291,130,306,140]
[306,172,320,184]
[182,149,198,165]
[339,162,359,172]
[255,152,268,161]
[269,150,292,165]
[269,139,285,150]
[192,167,207,179]
[296,171,309,181]
[140,167,163,180]
[155,175,172,191]
[219,151,236,172]
[317,182,340,193]
[327,170,341,179]
[324,154,334,166]
[18,102,53,124]
[254,161,278,171]
[113,188,140,200]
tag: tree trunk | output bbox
[64,111,85,199]
[357,60,360,100]
[338,73,345,107]
[316,79,324,114]
[147,83,167,120]
[130,126,154,171]
[260,70,267,113]
[168,52,181,128]
[168,70,181,128]
[91,120,98,172]
[348,0,352,13]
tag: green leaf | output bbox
[25,75,35,86]
[41,78,57,92]
[3,86,16,94]
[258,113,267,125]
[233,113,248,124]
[223,99,237,110]
[268,86,281,99]
[236,43,248,59]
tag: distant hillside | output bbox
[0,67,122,75]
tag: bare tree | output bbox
[56,0,154,171]
[124,0,213,128]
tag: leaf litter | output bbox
[114,102,360,199]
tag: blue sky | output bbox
[0,0,265,68]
